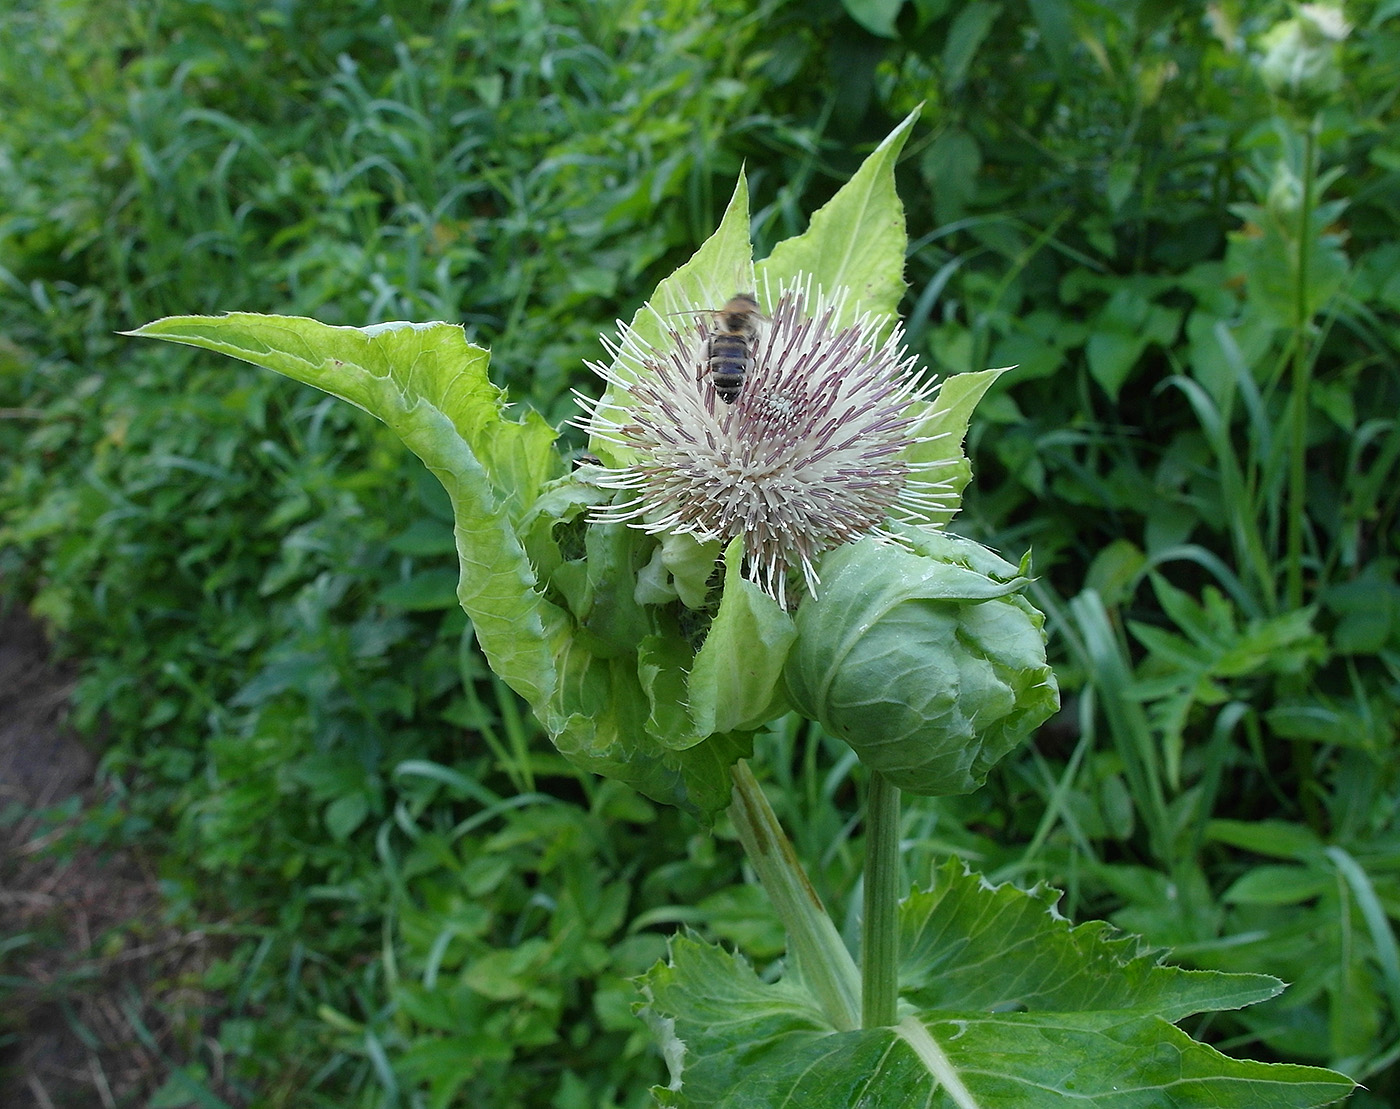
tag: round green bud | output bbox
[785,531,1058,795]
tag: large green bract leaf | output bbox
[686,539,797,739]
[127,316,566,710]
[639,861,1356,1108]
[901,366,1004,530]
[127,314,745,817]
[757,107,918,327]
[591,176,756,469]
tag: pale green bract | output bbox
[131,109,1013,819]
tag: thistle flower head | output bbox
[576,279,954,606]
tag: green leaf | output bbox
[1028,0,1073,77]
[377,568,461,610]
[128,315,566,712]
[130,315,745,818]
[462,938,550,1000]
[640,632,701,746]
[387,517,458,556]
[1322,572,1400,653]
[1085,287,1183,400]
[147,1067,235,1109]
[640,862,1356,1108]
[840,0,905,38]
[551,683,751,820]
[1204,819,1325,861]
[323,792,370,842]
[1085,538,1147,608]
[591,176,755,467]
[1266,697,1388,751]
[901,861,1279,1021]
[659,532,724,610]
[943,2,1001,92]
[687,538,797,737]
[919,126,982,224]
[1222,865,1331,906]
[757,108,919,326]
[903,367,1005,529]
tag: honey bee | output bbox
[693,292,765,404]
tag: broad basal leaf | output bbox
[639,862,1355,1108]
[898,860,1281,1021]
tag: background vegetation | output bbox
[2,0,1397,1105]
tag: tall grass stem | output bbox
[1287,121,1318,610]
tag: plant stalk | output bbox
[1286,120,1318,611]
[861,770,901,1028]
[727,760,861,1032]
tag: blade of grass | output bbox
[1327,846,1400,1048]
[1068,589,1173,867]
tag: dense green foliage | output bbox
[2,0,1397,1105]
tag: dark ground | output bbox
[0,603,216,1107]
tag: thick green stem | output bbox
[727,760,861,1032]
[1286,121,1318,611]
[862,770,901,1028]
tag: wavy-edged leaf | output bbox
[547,648,751,819]
[899,860,1282,1022]
[128,315,565,709]
[640,863,1355,1108]
[130,315,747,818]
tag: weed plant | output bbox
[2,0,1398,1104]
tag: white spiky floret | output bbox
[575,276,959,607]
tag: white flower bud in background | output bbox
[1257,4,1351,108]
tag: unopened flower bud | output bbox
[784,530,1058,796]
[1257,5,1350,108]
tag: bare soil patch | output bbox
[1,604,220,1107]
